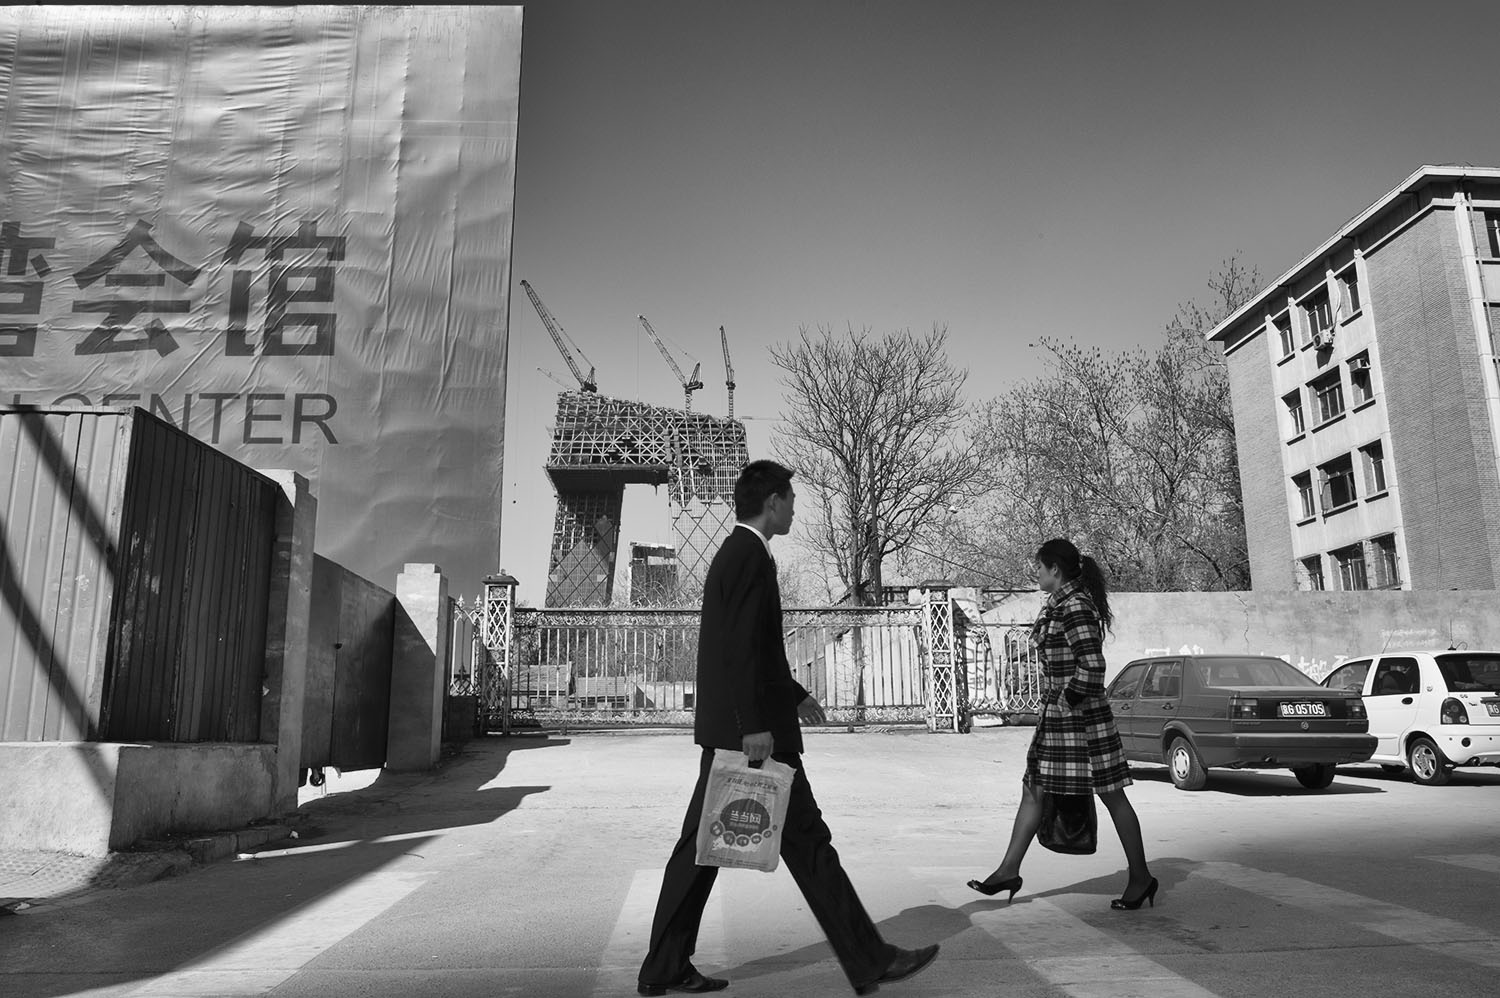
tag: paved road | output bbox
[4,728,1498,998]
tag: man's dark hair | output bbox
[734,459,794,519]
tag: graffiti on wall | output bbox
[1140,643,1351,682]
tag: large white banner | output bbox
[0,5,521,593]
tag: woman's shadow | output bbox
[728,859,1194,983]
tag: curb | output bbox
[136,822,300,866]
[0,821,300,914]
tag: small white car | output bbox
[1320,650,1500,785]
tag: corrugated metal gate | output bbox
[1,408,132,741]
[101,414,277,741]
[1,406,276,743]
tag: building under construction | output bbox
[544,391,749,606]
[629,542,678,605]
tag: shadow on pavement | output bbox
[1331,764,1500,789]
[1128,764,1385,796]
[729,862,1194,985]
[291,733,568,847]
[2,735,566,998]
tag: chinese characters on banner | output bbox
[0,6,523,592]
[4,219,340,446]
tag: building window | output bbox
[1274,313,1295,358]
[1302,289,1333,345]
[1336,267,1362,318]
[1283,389,1306,437]
[1371,534,1401,588]
[1294,472,1316,521]
[1349,351,1373,405]
[1319,453,1357,512]
[1360,440,1388,495]
[1311,370,1345,425]
[1333,544,1369,591]
[1486,212,1500,258]
[1301,555,1326,591]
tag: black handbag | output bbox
[1037,791,1098,855]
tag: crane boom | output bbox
[638,314,704,411]
[719,325,736,420]
[536,367,573,390]
[521,279,597,392]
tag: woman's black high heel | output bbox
[966,874,1023,902]
[1110,876,1158,910]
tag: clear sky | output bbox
[498,0,1500,604]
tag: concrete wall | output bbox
[257,471,318,815]
[0,742,275,855]
[0,468,315,854]
[977,588,1500,684]
[388,564,451,771]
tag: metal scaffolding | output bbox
[543,391,749,606]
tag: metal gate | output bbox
[964,622,1044,719]
[467,581,1045,733]
[474,601,941,732]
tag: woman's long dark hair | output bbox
[1036,538,1113,634]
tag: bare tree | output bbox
[771,325,982,605]
[923,259,1258,591]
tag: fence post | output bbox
[919,581,959,733]
[258,470,317,814]
[389,564,451,770]
[482,572,519,735]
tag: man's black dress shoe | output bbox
[636,966,730,996]
[854,943,940,995]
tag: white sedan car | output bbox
[1321,649,1500,785]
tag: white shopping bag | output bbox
[694,750,795,872]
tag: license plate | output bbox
[1279,702,1328,718]
[1488,702,1500,717]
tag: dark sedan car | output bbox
[1105,655,1376,790]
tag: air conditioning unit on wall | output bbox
[1315,329,1335,349]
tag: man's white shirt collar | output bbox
[735,521,774,563]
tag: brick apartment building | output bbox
[1209,164,1500,591]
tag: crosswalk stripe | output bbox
[1421,853,1500,876]
[937,886,1224,998]
[1192,861,1500,967]
[593,868,727,997]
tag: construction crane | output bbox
[521,279,597,393]
[719,325,736,420]
[637,314,703,412]
[536,367,574,391]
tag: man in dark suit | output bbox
[637,460,939,996]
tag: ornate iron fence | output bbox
[964,622,1044,718]
[494,604,927,730]
[467,578,1046,733]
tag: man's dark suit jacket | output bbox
[694,525,811,755]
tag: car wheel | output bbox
[1407,736,1452,786]
[1380,764,1405,775]
[1292,764,1336,789]
[1167,737,1207,791]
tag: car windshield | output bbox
[1435,654,1500,694]
[1194,657,1318,688]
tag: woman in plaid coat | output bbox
[968,538,1158,909]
